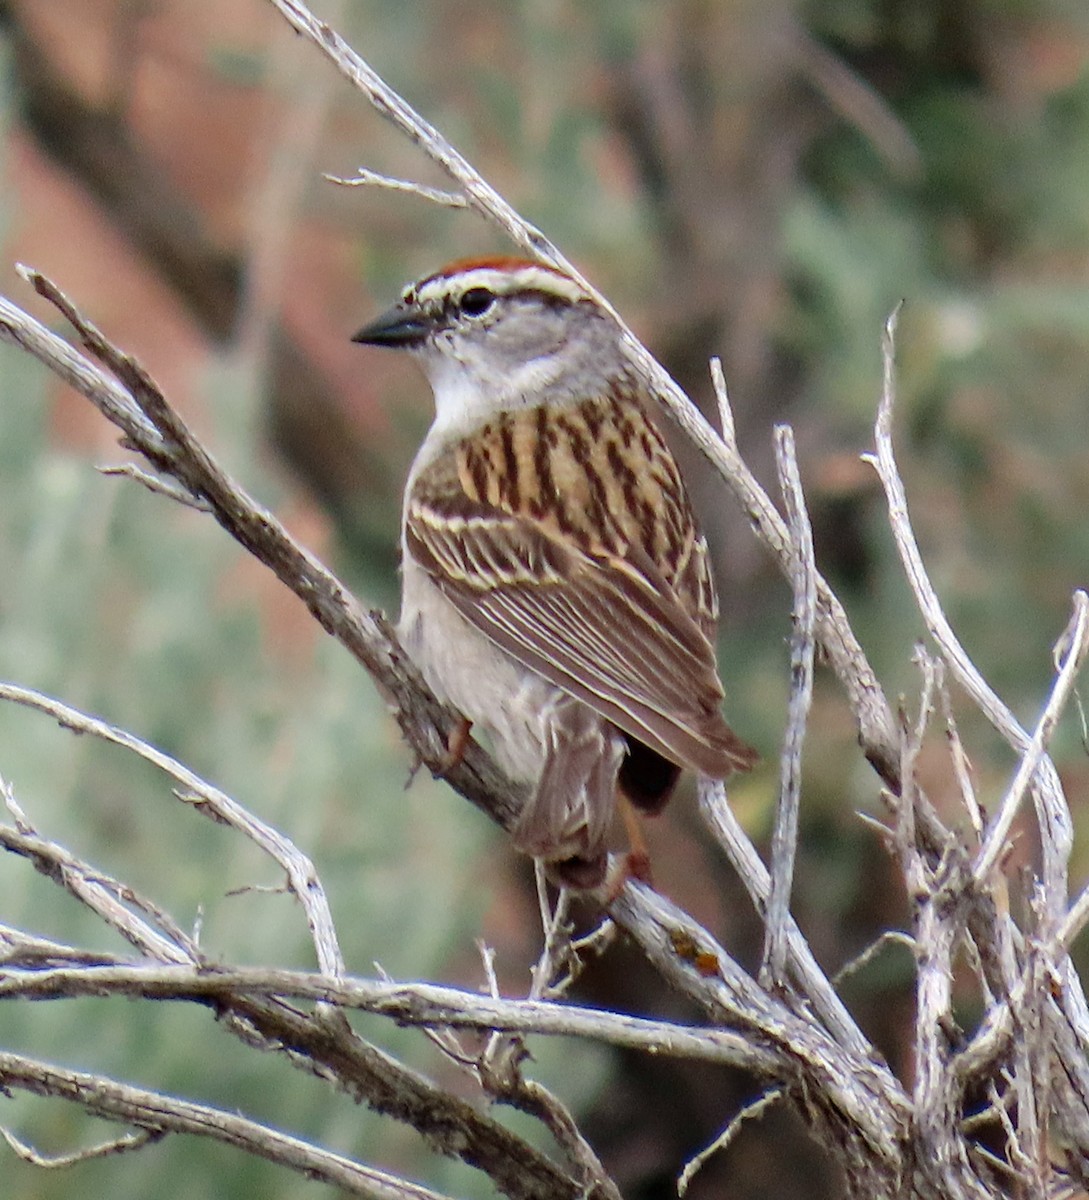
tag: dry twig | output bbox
[760,424,817,988]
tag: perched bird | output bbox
[354,256,756,887]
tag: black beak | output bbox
[351,302,431,348]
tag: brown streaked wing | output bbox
[406,399,757,775]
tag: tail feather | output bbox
[510,696,624,871]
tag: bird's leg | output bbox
[620,794,653,883]
[603,796,654,900]
[436,715,473,776]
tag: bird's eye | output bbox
[459,287,496,318]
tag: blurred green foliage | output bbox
[0,335,523,1197]
[0,348,610,1198]
[797,1,1089,701]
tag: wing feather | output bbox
[406,394,757,776]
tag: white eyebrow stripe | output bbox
[414,266,588,307]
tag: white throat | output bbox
[418,348,576,442]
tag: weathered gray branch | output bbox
[0,720,609,1200]
[0,276,525,840]
[0,960,760,1069]
[0,682,342,978]
[0,1050,453,1200]
[761,424,817,987]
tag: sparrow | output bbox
[354,256,756,887]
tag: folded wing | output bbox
[405,396,756,776]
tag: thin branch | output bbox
[1,1125,165,1169]
[0,275,160,443]
[498,1079,622,1200]
[709,357,736,445]
[0,962,759,1068]
[0,682,343,979]
[265,0,569,269]
[897,647,940,894]
[0,923,125,969]
[898,650,956,1174]
[324,168,468,208]
[867,306,1075,912]
[1008,918,1048,1193]
[938,679,984,842]
[474,879,619,1198]
[0,1051,453,1200]
[97,463,212,510]
[1,780,195,965]
[528,867,574,1001]
[761,424,817,988]
[193,988,599,1200]
[698,779,876,1063]
[974,592,1089,882]
[677,1087,784,1197]
[831,931,914,988]
[793,30,921,180]
[1060,880,1089,951]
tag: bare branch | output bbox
[0,269,160,442]
[528,867,575,1001]
[0,923,125,969]
[698,779,875,1061]
[1,1124,164,1169]
[96,463,212,510]
[709,356,736,445]
[761,425,817,988]
[910,849,975,1193]
[0,949,605,1200]
[793,31,921,180]
[324,168,468,208]
[0,682,343,979]
[677,1087,784,1197]
[474,880,619,1197]
[0,275,526,843]
[0,961,759,1068]
[830,931,914,987]
[1,778,195,965]
[938,678,984,842]
[896,647,940,894]
[607,880,908,1167]
[498,1078,622,1200]
[265,0,569,269]
[976,592,1089,881]
[2,732,602,1200]
[201,988,600,1200]
[0,1051,453,1200]
[867,307,1075,911]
